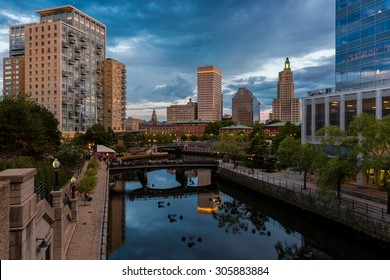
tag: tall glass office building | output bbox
[336,0,390,90]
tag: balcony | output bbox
[96,43,103,49]
[62,70,71,77]
[95,50,103,55]
[80,63,86,69]
[62,41,69,48]
[75,48,82,53]
[80,36,87,42]
[68,60,75,65]
[69,38,76,44]
[68,86,75,92]
[74,55,81,61]
[81,44,87,49]
[81,70,87,76]
[68,30,75,37]
[96,68,102,74]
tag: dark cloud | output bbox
[0,0,335,120]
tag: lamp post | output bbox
[53,159,60,191]
[70,176,76,198]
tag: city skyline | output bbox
[0,0,335,121]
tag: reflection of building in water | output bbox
[108,180,126,252]
[197,169,211,186]
[197,191,221,215]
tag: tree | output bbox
[271,122,301,154]
[212,132,249,165]
[315,126,358,197]
[0,97,61,158]
[82,124,118,147]
[56,142,84,171]
[278,137,326,189]
[247,128,270,168]
[77,175,97,204]
[348,113,390,213]
[204,120,235,135]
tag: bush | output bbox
[86,167,97,177]
[87,158,100,169]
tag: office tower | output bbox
[269,58,301,122]
[103,58,127,132]
[336,1,390,90]
[2,5,121,136]
[232,87,260,125]
[167,98,197,122]
[197,65,222,121]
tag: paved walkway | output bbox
[66,160,108,260]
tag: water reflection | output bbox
[107,168,390,260]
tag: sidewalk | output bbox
[66,160,108,260]
[224,162,388,209]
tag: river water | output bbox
[107,168,390,260]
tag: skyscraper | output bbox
[336,0,390,90]
[232,87,260,125]
[103,58,127,132]
[2,5,126,136]
[167,98,197,122]
[197,65,222,121]
[269,58,300,122]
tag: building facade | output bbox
[269,58,301,122]
[3,56,25,97]
[197,65,222,121]
[103,58,127,132]
[232,87,260,125]
[167,98,197,122]
[336,0,390,90]
[2,5,126,136]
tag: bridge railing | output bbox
[109,158,218,169]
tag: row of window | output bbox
[336,18,390,46]
[336,40,390,63]
[336,0,390,26]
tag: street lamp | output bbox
[70,176,76,198]
[52,159,60,191]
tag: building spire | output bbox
[285,57,290,70]
[150,109,158,125]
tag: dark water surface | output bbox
[107,169,390,260]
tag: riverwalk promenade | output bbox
[65,160,389,259]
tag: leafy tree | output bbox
[77,175,97,203]
[212,132,248,165]
[56,142,84,171]
[0,97,61,158]
[205,120,235,135]
[278,138,327,189]
[271,122,301,154]
[247,128,270,167]
[82,124,118,147]
[315,126,358,197]
[348,113,390,213]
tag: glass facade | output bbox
[336,0,390,90]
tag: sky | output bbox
[0,0,335,122]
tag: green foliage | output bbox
[205,120,235,135]
[87,158,100,170]
[213,132,249,164]
[0,97,61,158]
[77,175,97,195]
[76,124,118,147]
[315,125,359,196]
[271,122,301,154]
[86,167,98,177]
[277,136,301,169]
[56,142,84,171]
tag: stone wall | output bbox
[0,180,10,259]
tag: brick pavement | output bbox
[66,160,108,260]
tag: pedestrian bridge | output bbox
[108,160,218,173]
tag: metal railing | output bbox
[219,162,389,223]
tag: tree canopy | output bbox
[0,97,61,158]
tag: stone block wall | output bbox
[0,180,10,259]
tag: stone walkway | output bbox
[66,160,108,260]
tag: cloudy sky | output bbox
[0,0,335,121]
